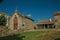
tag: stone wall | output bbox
[0,26,9,36]
[9,12,22,31]
[22,17,34,31]
[54,15,60,28]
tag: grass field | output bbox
[0,30,60,40]
[0,31,46,40]
[20,31,46,40]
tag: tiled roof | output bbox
[54,12,60,16]
[18,13,23,17]
[24,16,34,21]
[38,20,54,24]
[16,12,34,21]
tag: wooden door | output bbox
[13,15,18,30]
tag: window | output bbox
[22,24,24,26]
[55,19,57,22]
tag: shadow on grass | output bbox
[0,34,25,40]
[55,38,60,40]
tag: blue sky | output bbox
[0,0,60,23]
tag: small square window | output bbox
[55,20,57,22]
[22,24,24,26]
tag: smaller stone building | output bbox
[37,20,55,29]
[37,12,60,29]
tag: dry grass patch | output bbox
[37,31,60,40]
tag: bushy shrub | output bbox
[0,14,7,26]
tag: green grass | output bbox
[0,30,60,40]
[20,31,46,40]
[0,31,47,40]
[0,29,60,40]
[0,31,60,40]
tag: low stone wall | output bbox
[0,26,9,36]
[0,26,18,36]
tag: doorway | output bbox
[13,15,18,30]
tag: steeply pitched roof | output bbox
[24,16,34,21]
[18,13,34,21]
[14,9,34,21]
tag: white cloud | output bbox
[27,14,31,17]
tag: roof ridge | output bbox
[18,13,34,21]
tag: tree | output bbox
[0,14,7,26]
